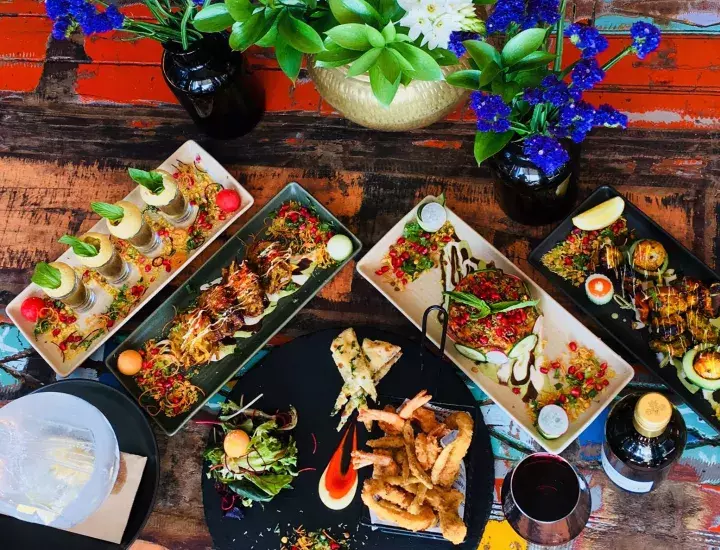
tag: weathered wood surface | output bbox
[1,102,720,549]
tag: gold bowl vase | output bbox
[307,62,469,132]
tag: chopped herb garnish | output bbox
[444,291,491,319]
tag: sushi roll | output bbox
[585,273,614,305]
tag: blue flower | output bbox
[540,74,580,107]
[630,21,661,59]
[523,0,560,28]
[46,0,69,20]
[594,104,628,128]
[522,88,543,105]
[471,91,512,133]
[48,0,124,37]
[565,23,608,58]
[447,32,479,57]
[486,0,525,34]
[105,5,125,29]
[51,15,72,39]
[487,0,560,33]
[523,135,569,175]
[552,100,595,142]
[570,58,604,91]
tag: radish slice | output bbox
[486,350,510,364]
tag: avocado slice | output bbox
[682,344,720,390]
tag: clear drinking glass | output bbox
[127,219,162,255]
[55,271,95,313]
[95,248,131,284]
[159,186,193,223]
[501,453,591,546]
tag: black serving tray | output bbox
[106,182,362,436]
[529,185,720,432]
[201,328,494,550]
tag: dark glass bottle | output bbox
[602,392,686,493]
[162,34,264,140]
[489,140,579,226]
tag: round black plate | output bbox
[1,380,160,550]
[202,328,494,550]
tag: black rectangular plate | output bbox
[529,185,720,432]
[106,182,363,435]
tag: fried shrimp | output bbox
[425,488,467,545]
[415,433,441,471]
[372,449,400,478]
[358,407,405,433]
[364,479,414,508]
[412,406,443,434]
[361,482,436,532]
[431,412,473,487]
[398,390,433,419]
[403,422,433,489]
[351,450,394,470]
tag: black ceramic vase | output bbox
[162,34,264,140]
[490,140,580,226]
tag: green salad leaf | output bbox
[205,410,298,505]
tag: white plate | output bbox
[7,140,254,376]
[357,202,634,453]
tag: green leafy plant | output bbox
[446,0,662,174]
[193,0,487,105]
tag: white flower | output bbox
[421,12,458,49]
[397,0,424,13]
[399,0,476,50]
[400,11,434,42]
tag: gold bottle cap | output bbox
[633,392,672,438]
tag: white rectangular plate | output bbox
[7,140,254,376]
[357,203,634,454]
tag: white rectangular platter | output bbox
[357,201,634,454]
[7,140,254,376]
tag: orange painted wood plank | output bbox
[0,60,43,92]
[0,17,50,60]
[84,31,163,64]
[257,70,320,112]
[75,63,178,104]
[0,0,46,15]
[583,89,720,128]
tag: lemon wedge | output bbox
[572,196,625,231]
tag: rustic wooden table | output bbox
[1,98,720,550]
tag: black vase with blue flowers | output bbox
[446,0,662,224]
[43,0,264,140]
